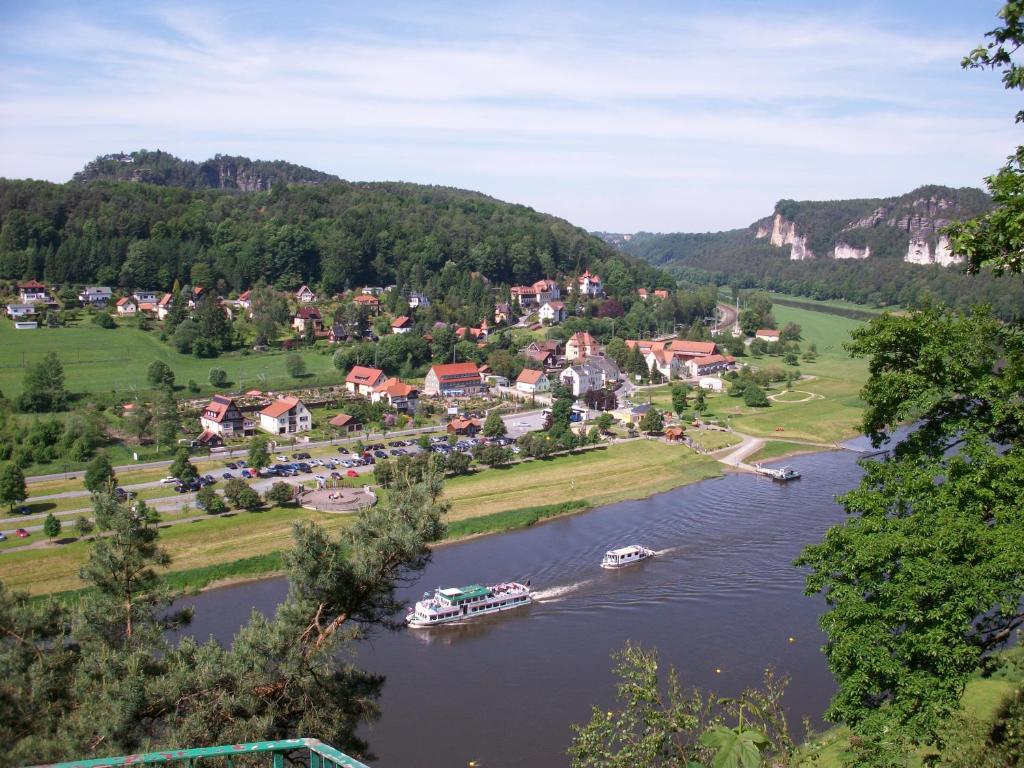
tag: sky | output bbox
[0,0,1019,232]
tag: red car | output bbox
[15,528,29,538]
[346,469,359,478]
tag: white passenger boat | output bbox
[406,582,533,628]
[754,464,801,482]
[601,545,656,569]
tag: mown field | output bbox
[1,440,721,595]
[0,318,342,399]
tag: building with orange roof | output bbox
[345,365,387,396]
[566,331,601,361]
[371,377,419,413]
[258,396,311,435]
[515,367,550,395]
[424,362,486,396]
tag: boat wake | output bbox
[653,546,677,557]
[532,579,593,603]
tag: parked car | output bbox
[330,472,342,480]
[226,462,237,470]
[236,460,247,467]
[0,531,7,541]
[241,469,253,478]
[222,472,234,479]
[374,450,387,459]
[160,476,179,484]
[390,449,403,456]
[15,528,29,538]
[337,447,350,454]
[294,452,311,460]
[346,469,359,478]
[297,463,312,473]
[18,505,31,515]
[276,455,289,462]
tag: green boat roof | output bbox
[439,584,489,602]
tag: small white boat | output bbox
[601,545,656,569]
[406,582,533,628]
[754,464,801,482]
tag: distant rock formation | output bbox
[757,213,814,260]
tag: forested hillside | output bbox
[610,185,1024,319]
[72,150,340,190]
[0,160,668,295]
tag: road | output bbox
[714,301,738,335]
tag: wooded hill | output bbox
[0,151,671,297]
[605,185,1024,319]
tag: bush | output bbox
[93,312,115,329]
[264,481,296,506]
[286,354,307,378]
[743,385,770,408]
[208,368,228,387]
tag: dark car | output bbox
[294,452,311,460]
[236,460,248,468]
[330,471,342,480]
[226,462,237,470]
[296,463,312,473]
[241,469,253,478]
[337,447,350,454]
[374,450,387,459]
[222,472,233,479]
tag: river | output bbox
[174,444,869,767]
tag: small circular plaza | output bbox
[299,486,377,513]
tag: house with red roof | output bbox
[345,365,387,396]
[353,294,380,311]
[645,347,681,380]
[424,362,486,397]
[684,354,737,378]
[291,306,322,333]
[538,300,567,324]
[391,315,412,334]
[371,377,419,413]
[566,331,601,361]
[115,296,138,316]
[156,293,174,320]
[570,269,603,297]
[258,396,311,435]
[200,395,249,437]
[328,412,363,434]
[447,417,482,436]
[654,289,670,300]
[515,367,550,395]
[17,280,49,304]
[755,329,781,343]
[667,339,717,360]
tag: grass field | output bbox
[1,440,721,595]
[0,318,343,399]
[444,441,721,520]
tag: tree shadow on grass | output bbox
[26,501,57,514]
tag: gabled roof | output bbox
[329,413,359,428]
[516,368,545,385]
[238,290,251,301]
[294,306,321,319]
[260,396,301,418]
[669,340,717,356]
[568,331,598,348]
[430,362,482,381]
[116,297,135,306]
[448,417,482,430]
[391,315,412,328]
[158,293,173,306]
[18,280,46,290]
[346,365,385,385]
[202,395,236,423]
[756,328,780,336]
[353,294,379,304]
[375,377,417,397]
[689,354,736,366]
[296,284,315,296]
[543,300,565,310]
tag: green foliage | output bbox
[0,463,27,511]
[92,311,115,329]
[17,351,68,412]
[203,486,229,515]
[568,643,793,768]
[169,448,197,483]
[445,450,472,476]
[474,444,512,467]
[264,481,295,506]
[597,411,614,431]
[74,515,94,538]
[83,454,115,493]
[483,410,507,438]
[640,406,664,433]
[43,512,61,539]
[285,353,306,378]
[247,435,270,470]
[671,384,689,417]
[796,304,1024,760]
[207,367,227,387]
[153,386,180,449]
[223,477,262,511]
[742,385,770,408]
[146,360,176,389]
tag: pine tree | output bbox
[83,454,115,493]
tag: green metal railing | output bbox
[32,738,370,768]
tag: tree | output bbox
[780,322,802,341]
[569,643,792,768]
[43,512,61,538]
[286,353,306,378]
[247,435,270,470]
[796,305,1024,761]
[169,448,197,483]
[474,444,512,467]
[670,384,689,418]
[743,384,770,407]
[482,411,507,438]
[83,454,115,493]
[0,463,27,512]
[153,386,180,450]
[196,485,227,515]
[92,311,115,329]
[74,515,95,539]
[693,388,707,414]
[224,477,262,511]
[250,280,290,345]
[208,368,227,387]
[596,412,614,431]
[264,481,296,506]
[146,360,175,389]
[639,406,664,434]
[17,351,69,413]
[445,451,472,476]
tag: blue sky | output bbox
[0,1,1018,232]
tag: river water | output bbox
[174,445,868,767]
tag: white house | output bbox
[345,365,387,396]
[644,348,680,380]
[18,281,49,304]
[533,279,561,304]
[295,285,317,303]
[699,376,725,393]
[571,269,603,297]
[157,293,174,320]
[755,329,781,343]
[515,368,551,395]
[116,297,138,315]
[407,292,430,309]
[685,354,736,378]
[371,377,419,414]
[79,287,112,306]
[133,290,159,304]
[258,397,312,435]
[560,364,604,397]
[391,315,412,334]
[538,300,567,324]
[6,304,36,319]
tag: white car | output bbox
[276,455,289,462]
[159,476,179,484]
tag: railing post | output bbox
[308,750,322,768]
[272,751,284,768]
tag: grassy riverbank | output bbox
[3,441,720,596]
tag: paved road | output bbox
[714,301,738,335]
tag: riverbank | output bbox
[7,441,721,597]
